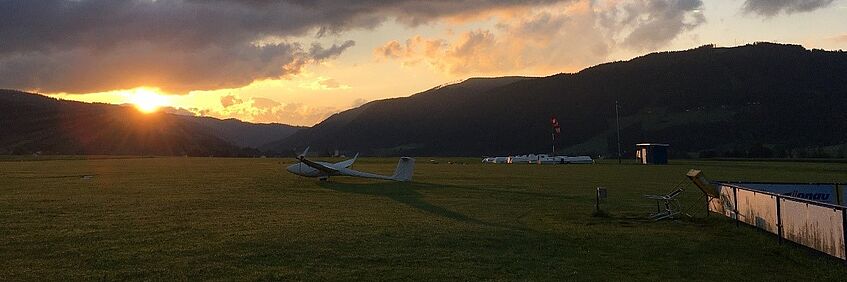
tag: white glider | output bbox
[286,147,415,181]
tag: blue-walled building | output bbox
[635,143,669,164]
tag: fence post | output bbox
[842,207,846,263]
[776,196,783,245]
[734,186,739,227]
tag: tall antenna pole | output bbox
[615,100,622,164]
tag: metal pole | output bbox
[615,100,622,164]
[552,133,555,155]
[705,195,710,218]
[595,190,600,213]
[776,196,783,245]
[734,187,739,227]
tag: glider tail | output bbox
[391,157,415,182]
[297,146,310,160]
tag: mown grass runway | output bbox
[1,157,846,280]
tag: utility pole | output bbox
[615,100,622,164]
[552,132,555,155]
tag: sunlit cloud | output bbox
[46,72,351,126]
[300,78,352,90]
[220,95,244,108]
[374,0,705,75]
[825,34,847,43]
[210,95,338,125]
[351,98,370,108]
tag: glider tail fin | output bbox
[297,146,310,160]
[391,157,415,182]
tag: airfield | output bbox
[2,157,846,280]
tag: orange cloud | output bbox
[374,40,405,59]
[203,95,338,126]
[826,34,847,43]
[221,95,243,108]
[374,0,705,75]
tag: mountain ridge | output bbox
[267,42,847,157]
[4,42,846,158]
[0,90,302,156]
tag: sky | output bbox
[2,0,846,126]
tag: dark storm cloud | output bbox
[0,42,306,94]
[309,41,357,60]
[742,0,835,17]
[234,0,566,27]
[0,0,565,93]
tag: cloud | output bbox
[161,107,198,116]
[826,34,847,43]
[251,97,281,109]
[742,0,835,17]
[375,36,446,65]
[0,0,571,94]
[309,41,356,60]
[281,0,567,28]
[318,79,342,89]
[296,77,351,90]
[375,41,406,59]
[221,95,244,108]
[607,0,706,50]
[375,0,705,74]
[0,39,347,94]
[256,102,338,125]
[351,98,370,108]
[202,95,337,125]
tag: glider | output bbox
[286,147,415,181]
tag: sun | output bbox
[127,88,169,113]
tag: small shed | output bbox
[635,143,669,165]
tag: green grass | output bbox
[1,157,846,280]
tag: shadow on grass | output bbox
[318,181,538,233]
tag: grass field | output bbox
[1,157,846,280]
